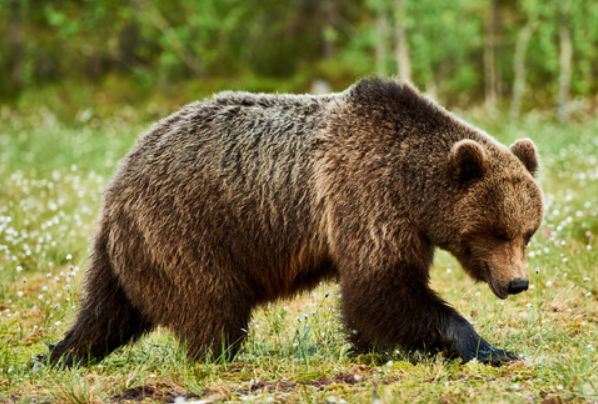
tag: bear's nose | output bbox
[507,278,529,294]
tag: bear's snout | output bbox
[481,237,531,300]
[507,278,529,295]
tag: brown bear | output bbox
[45,78,543,367]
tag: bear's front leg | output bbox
[340,262,520,366]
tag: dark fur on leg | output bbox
[42,231,153,367]
[346,330,375,357]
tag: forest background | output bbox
[2,0,598,120]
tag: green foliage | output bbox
[406,0,484,98]
[516,0,598,103]
[1,0,598,109]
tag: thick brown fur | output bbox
[45,78,543,366]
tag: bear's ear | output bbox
[510,138,538,176]
[450,139,487,184]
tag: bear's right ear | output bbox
[449,139,487,184]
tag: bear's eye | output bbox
[496,234,510,242]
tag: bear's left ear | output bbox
[510,138,538,176]
[450,139,487,184]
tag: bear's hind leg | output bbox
[182,313,250,363]
[166,274,254,363]
[45,235,153,367]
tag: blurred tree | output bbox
[133,0,203,77]
[371,0,390,76]
[321,0,339,59]
[569,0,598,97]
[394,0,410,81]
[510,21,534,118]
[406,0,483,103]
[483,0,498,113]
[0,0,597,111]
[8,0,24,92]
[557,0,571,123]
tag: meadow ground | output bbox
[0,106,597,403]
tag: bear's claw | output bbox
[443,315,523,366]
[470,347,522,366]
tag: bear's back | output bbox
[103,90,338,292]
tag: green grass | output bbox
[1,107,598,403]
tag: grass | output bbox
[1,105,598,403]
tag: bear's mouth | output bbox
[487,267,508,300]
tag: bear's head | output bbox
[438,138,543,299]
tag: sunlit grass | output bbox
[1,109,597,403]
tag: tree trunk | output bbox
[9,0,24,92]
[375,0,389,76]
[394,0,411,81]
[558,16,572,123]
[484,0,498,113]
[321,0,337,59]
[510,23,534,119]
